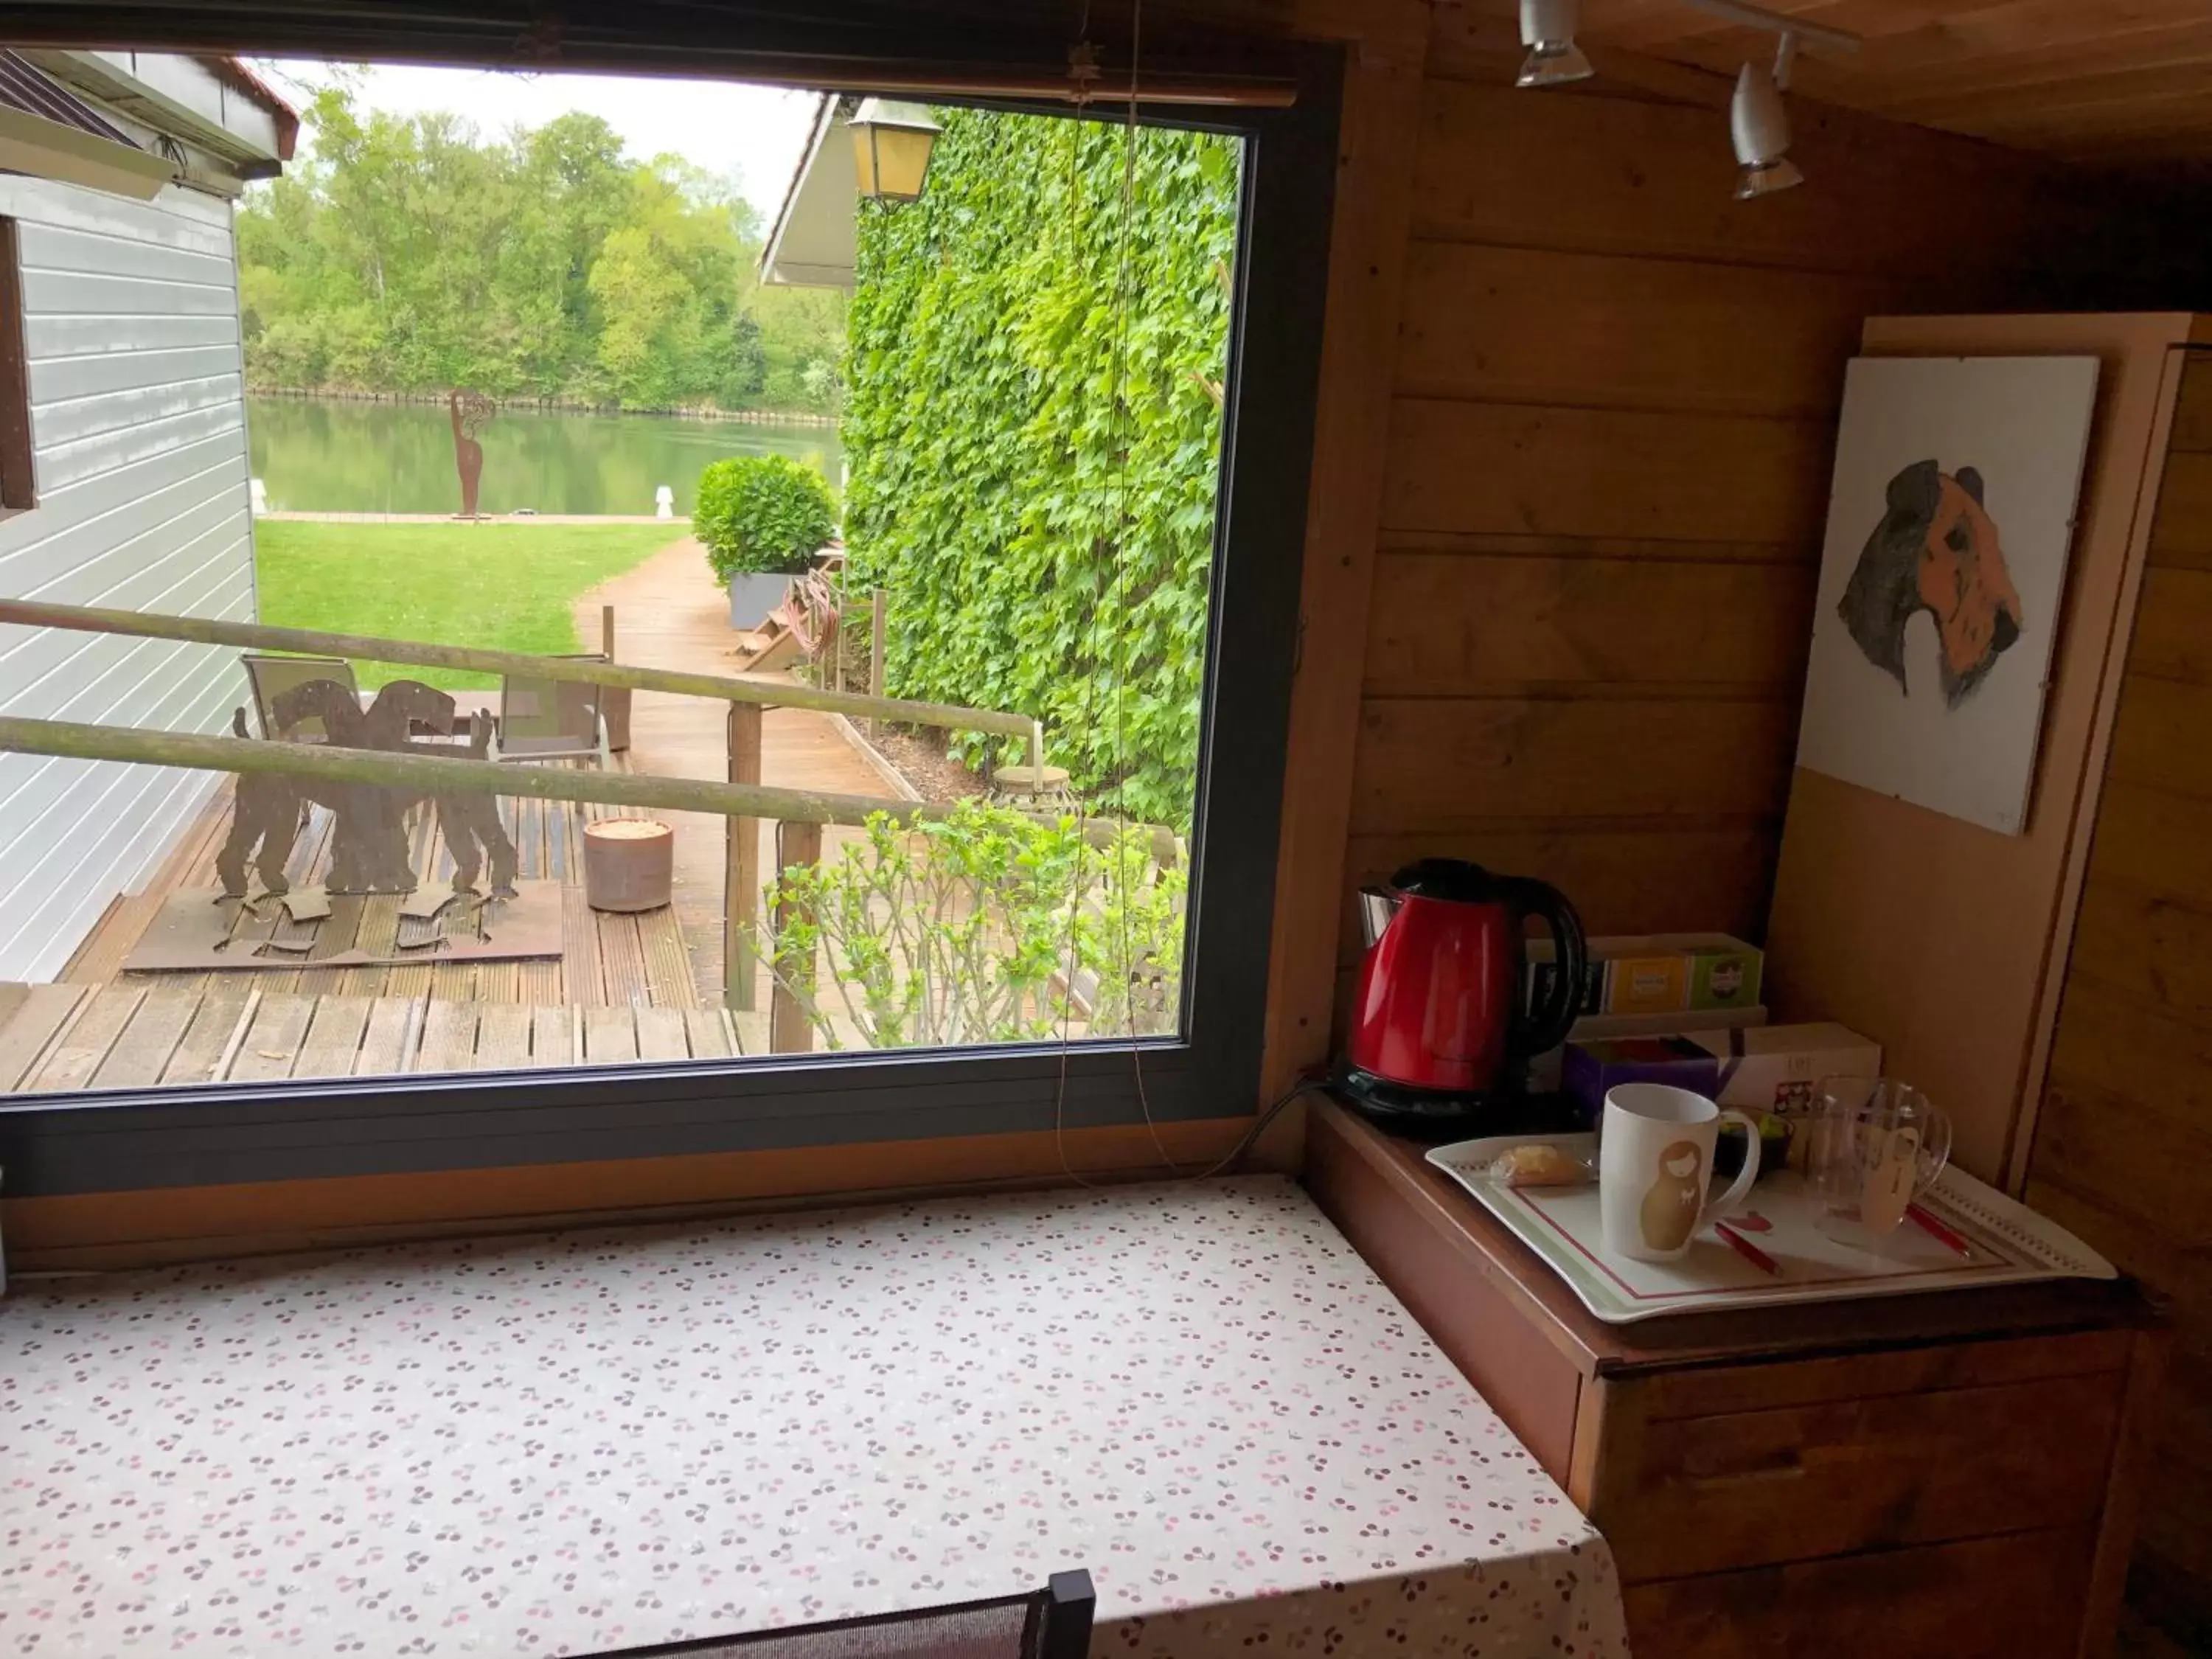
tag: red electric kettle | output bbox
[1340,858,1587,1124]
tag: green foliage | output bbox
[840,108,1238,828]
[756,801,1185,1050]
[253,519,681,689]
[237,88,846,413]
[695,454,838,582]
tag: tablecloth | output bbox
[1,1175,1628,1656]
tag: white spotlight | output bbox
[1518,0,1593,88]
[1731,35,1803,198]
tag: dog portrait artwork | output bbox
[1796,355,2098,835]
[1837,459,2023,709]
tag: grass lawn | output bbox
[253,521,686,689]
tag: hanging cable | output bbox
[1054,0,1202,1187]
[1048,0,1296,1187]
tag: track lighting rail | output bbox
[1677,0,1861,55]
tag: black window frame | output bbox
[0,46,1340,1197]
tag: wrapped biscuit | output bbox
[1488,1143,1590,1189]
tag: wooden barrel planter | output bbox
[584,819,675,912]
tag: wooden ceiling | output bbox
[1571,1,2212,167]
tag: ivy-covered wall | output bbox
[840,108,1239,828]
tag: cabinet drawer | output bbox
[1599,1370,2119,1581]
[1633,1328,2132,1419]
[1622,1526,2097,1659]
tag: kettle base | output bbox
[1333,1064,1571,1141]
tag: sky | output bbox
[254,59,819,218]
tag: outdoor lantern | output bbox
[850,99,939,204]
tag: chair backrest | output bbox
[244,654,357,740]
[499,668,603,752]
[578,1571,1093,1659]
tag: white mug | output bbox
[1599,1083,1761,1262]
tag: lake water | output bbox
[246,397,844,517]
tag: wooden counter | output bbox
[1303,1099,2165,1659]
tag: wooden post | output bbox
[768,818,822,1054]
[598,602,630,753]
[869,588,887,739]
[725,703,762,1012]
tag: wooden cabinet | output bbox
[1304,1100,2163,1659]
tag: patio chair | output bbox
[562,650,632,751]
[490,667,611,768]
[242,653,360,742]
[574,1571,1094,1659]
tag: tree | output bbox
[728,313,768,399]
[236,87,846,413]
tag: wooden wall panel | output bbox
[2084,778,2212,908]
[2107,676,2212,801]
[2125,566,2212,680]
[1382,400,1834,543]
[1352,696,1794,830]
[2146,451,2212,566]
[1394,242,1905,417]
[2030,349,2212,1643]
[1365,554,1814,694]
[1342,12,2062,981]
[1411,77,2046,279]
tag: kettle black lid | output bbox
[1388,858,1502,904]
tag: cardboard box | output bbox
[1562,1020,1878,1122]
[1563,1034,1722,1122]
[1525,1004,1768,1095]
[1528,933,1765,1018]
[1714,1023,1881,1116]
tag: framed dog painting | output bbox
[1795,355,2100,835]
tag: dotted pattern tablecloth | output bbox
[1,1175,1627,1657]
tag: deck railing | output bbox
[0,599,1040,755]
[0,601,1166,1055]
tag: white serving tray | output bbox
[1426,1132,2115,1324]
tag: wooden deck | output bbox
[0,535,906,1093]
[0,981,744,1093]
[0,765,747,1091]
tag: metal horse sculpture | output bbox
[449,389,494,520]
[218,678,519,900]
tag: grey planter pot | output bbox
[728,571,797,630]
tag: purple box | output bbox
[1562,1035,1722,1126]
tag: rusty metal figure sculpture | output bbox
[449,388,495,519]
[217,678,519,899]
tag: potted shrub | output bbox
[695,454,838,628]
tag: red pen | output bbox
[1907,1202,1975,1258]
[1715,1219,1782,1278]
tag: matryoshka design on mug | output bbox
[1640,1138,1705,1253]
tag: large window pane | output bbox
[0,63,1248,1097]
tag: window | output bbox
[0,28,1338,1197]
